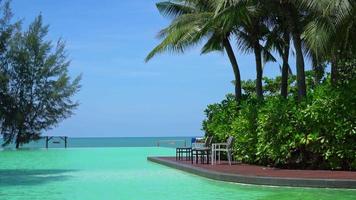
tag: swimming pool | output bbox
[0,147,355,200]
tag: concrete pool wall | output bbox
[148,157,356,189]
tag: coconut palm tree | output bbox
[231,0,275,100]
[280,0,308,100]
[302,0,356,85]
[213,0,269,100]
[145,0,253,103]
[262,0,294,98]
[265,24,291,97]
[231,17,270,100]
[215,0,304,100]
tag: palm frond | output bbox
[201,33,224,54]
[156,1,195,18]
[145,12,210,62]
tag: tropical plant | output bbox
[215,0,273,100]
[202,94,238,140]
[263,0,292,98]
[203,72,356,170]
[302,0,356,85]
[145,0,254,103]
[236,3,273,99]
[283,0,308,100]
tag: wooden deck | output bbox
[148,157,356,189]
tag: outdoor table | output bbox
[176,147,192,161]
[191,148,211,164]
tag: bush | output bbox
[256,97,297,167]
[230,98,259,163]
[298,83,356,169]
[202,94,238,141]
[202,74,356,170]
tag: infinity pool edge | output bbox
[147,156,356,189]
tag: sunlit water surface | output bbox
[0,147,355,200]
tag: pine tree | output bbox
[0,15,81,148]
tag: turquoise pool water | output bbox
[0,147,355,200]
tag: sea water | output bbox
[0,137,194,149]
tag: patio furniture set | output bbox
[176,136,235,165]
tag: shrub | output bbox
[298,83,356,169]
[202,74,356,170]
[256,97,297,167]
[202,94,238,141]
[230,98,259,163]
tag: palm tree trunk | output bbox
[311,54,324,86]
[223,38,242,103]
[254,42,263,100]
[312,64,324,86]
[284,3,306,101]
[281,62,290,98]
[15,132,21,149]
[292,33,307,101]
[331,56,338,86]
[281,32,290,98]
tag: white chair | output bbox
[211,136,234,165]
[191,137,204,149]
[191,136,213,164]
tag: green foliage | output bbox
[241,80,255,97]
[301,82,356,169]
[337,58,356,86]
[203,71,356,170]
[0,14,81,148]
[202,94,238,141]
[256,97,297,166]
[230,98,259,163]
[148,0,356,170]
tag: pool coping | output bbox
[147,157,356,189]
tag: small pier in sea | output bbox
[44,136,68,148]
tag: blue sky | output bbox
[11,0,310,137]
